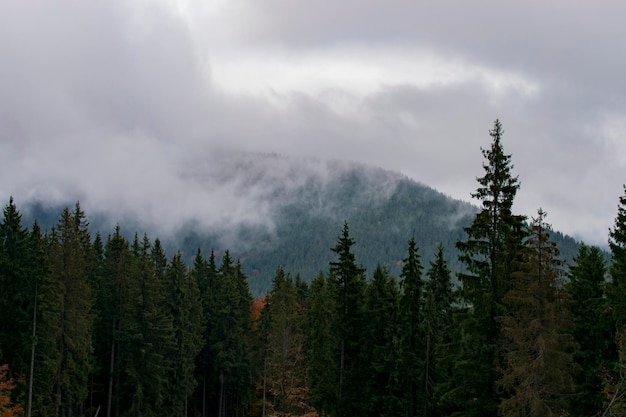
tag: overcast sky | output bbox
[1,0,625,246]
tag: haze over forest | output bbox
[2,1,626,248]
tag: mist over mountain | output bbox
[20,152,583,295]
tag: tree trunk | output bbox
[107,324,116,417]
[27,282,37,417]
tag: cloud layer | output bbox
[1,0,624,245]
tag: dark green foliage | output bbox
[163,252,204,416]
[397,238,426,417]
[204,251,254,417]
[26,221,49,417]
[609,185,626,328]
[0,147,611,417]
[423,245,455,417]
[46,204,95,417]
[305,272,337,417]
[498,210,576,417]
[362,265,401,417]
[568,244,612,416]
[0,197,34,380]
[329,222,367,417]
[455,120,526,417]
[91,226,134,417]
[22,160,584,297]
[264,268,309,416]
[125,234,175,417]
[191,249,219,417]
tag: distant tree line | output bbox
[1,119,626,417]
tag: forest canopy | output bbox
[1,120,625,417]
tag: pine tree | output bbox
[264,267,309,416]
[397,237,425,417]
[192,249,219,417]
[26,221,48,417]
[126,234,175,417]
[163,253,204,417]
[46,203,95,417]
[33,226,63,417]
[423,244,455,417]
[329,222,366,417]
[92,226,134,417]
[603,184,626,415]
[498,209,575,417]
[609,185,626,328]
[455,120,526,416]
[568,244,611,416]
[207,251,254,417]
[362,265,400,417]
[0,197,34,381]
[306,272,337,417]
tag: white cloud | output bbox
[209,46,539,107]
[1,0,625,247]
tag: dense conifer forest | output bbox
[1,120,626,417]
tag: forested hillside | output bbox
[21,154,583,295]
[3,121,623,417]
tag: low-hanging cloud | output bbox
[1,0,625,246]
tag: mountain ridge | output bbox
[19,153,584,295]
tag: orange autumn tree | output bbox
[0,364,23,417]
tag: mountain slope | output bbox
[172,156,582,295]
[20,154,583,295]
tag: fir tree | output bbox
[603,184,626,415]
[609,185,626,329]
[455,120,526,416]
[127,234,175,417]
[306,272,337,417]
[0,197,34,380]
[92,226,134,417]
[423,244,455,417]
[163,253,204,417]
[498,209,575,417]
[397,237,425,417]
[329,222,366,417]
[265,267,309,416]
[568,244,611,416]
[46,204,95,417]
[363,265,401,417]
[26,221,49,417]
[207,251,254,417]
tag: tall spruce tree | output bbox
[126,234,175,417]
[92,226,134,417]
[363,265,400,417]
[604,184,626,415]
[455,120,526,416]
[0,197,33,382]
[46,204,95,417]
[609,185,626,329]
[26,221,49,417]
[163,253,204,417]
[498,209,575,417]
[329,222,366,417]
[207,251,254,417]
[397,237,425,417]
[264,267,309,416]
[306,272,337,417]
[191,249,212,417]
[33,226,63,417]
[423,245,455,417]
[568,244,611,417]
